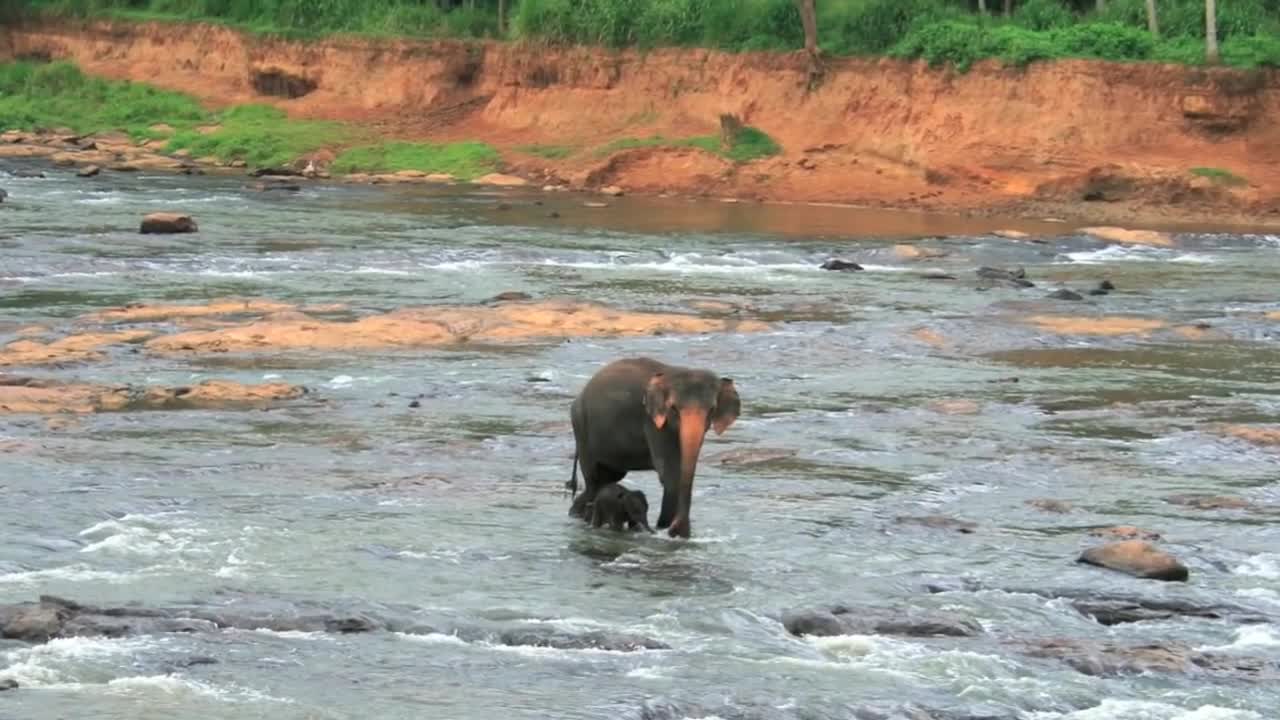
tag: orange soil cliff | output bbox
[3,20,1278,227]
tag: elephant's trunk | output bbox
[671,408,708,538]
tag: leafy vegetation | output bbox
[331,141,502,179]
[165,105,350,167]
[516,144,577,159]
[0,60,207,137]
[1190,166,1247,186]
[14,0,1280,69]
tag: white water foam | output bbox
[0,563,141,586]
[1196,625,1280,652]
[0,636,155,687]
[1063,245,1216,265]
[1028,699,1262,719]
[1234,554,1280,579]
[79,513,215,560]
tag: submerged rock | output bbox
[1165,493,1252,511]
[1072,598,1257,626]
[895,515,977,534]
[1077,540,1189,581]
[140,212,198,234]
[0,376,306,414]
[76,164,101,178]
[782,604,982,638]
[1026,498,1073,514]
[0,678,17,691]
[1088,279,1116,296]
[492,627,668,652]
[1087,525,1161,541]
[1047,288,1084,301]
[820,258,863,272]
[976,266,1034,288]
[1023,637,1277,679]
[1080,226,1173,247]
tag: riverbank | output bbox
[3,18,1280,230]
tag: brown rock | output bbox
[928,399,980,415]
[895,515,977,534]
[993,229,1031,239]
[1025,315,1166,336]
[1023,638,1277,679]
[145,299,772,354]
[1217,424,1280,447]
[474,173,528,187]
[1088,525,1161,541]
[0,377,306,414]
[140,212,198,234]
[84,298,296,323]
[0,330,153,367]
[1079,226,1174,247]
[910,328,947,348]
[1027,499,1073,514]
[892,244,947,260]
[76,164,101,178]
[600,185,625,196]
[1165,493,1251,511]
[1078,540,1188,581]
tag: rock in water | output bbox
[1048,289,1084,301]
[0,188,7,203]
[1078,540,1189,581]
[0,678,16,691]
[820,258,863,272]
[77,165,101,178]
[140,212,198,234]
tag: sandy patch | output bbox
[1024,315,1166,336]
[145,299,770,354]
[0,377,306,414]
[0,330,153,366]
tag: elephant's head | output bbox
[643,368,740,538]
[624,489,654,533]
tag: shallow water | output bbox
[2,161,1280,719]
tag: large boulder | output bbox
[782,604,982,638]
[1078,540,1189,581]
[139,212,198,234]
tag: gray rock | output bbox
[782,605,982,639]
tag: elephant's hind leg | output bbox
[569,459,625,519]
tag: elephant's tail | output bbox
[564,450,579,499]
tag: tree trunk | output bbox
[1145,0,1159,35]
[1004,0,1012,16]
[978,0,987,14]
[1205,0,1219,64]
[498,0,506,34]
[1097,0,1105,10]
[795,0,818,56]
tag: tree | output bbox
[1097,0,1105,10]
[977,0,987,13]
[1004,0,1013,16]
[794,0,822,89]
[1205,0,1220,63]
[1145,0,1159,35]
[498,0,507,34]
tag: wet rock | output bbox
[895,515,977,534]
[1027,498,1073,514]
[1073,599,1234,626]
[0,377,306,414]
[1023,638,1278,679]
[1078,540,1189,581]
[928,399,980,415]
[474,173,528,187]
[919,270,957,280]
[1047,288,1083,301]
[1024,315,1165,336]
[0,330,153,367]
[893,244,948,260]
[253,180,302,192]
[1216,424,1280,447]
[546,210,561,218]
[976,266,1034,288]
[993,229,1031,239]
[76,164,100,178]
[1080,226,1173,247]
[1165,493,1252,511]
[145,299,772,354]
[709,447,797,466]
[249,166,303,177]
[0,188,6,203]
[408,400,421,408]
[1087,279,1116,296]
[0,599,73,642]
[493,627,668,651]
[488,291,533,303]
[820,258,863,272]
[1087,526,1161,541]
[600,185,624,196]
[140,212,197,234]
[782,604,982,638]
[0,678,16,691]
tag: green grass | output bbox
[1190,167,1248,187]
[331,140,501,180]
[516,144,577,160]
[163,104,349,168]
[593,125,780,164]
[0,60,209,138]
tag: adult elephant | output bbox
[567,357,740,538]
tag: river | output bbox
[1,161,1279,720]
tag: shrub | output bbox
[165,104,349,167]
[331,140,502,179]
[1053,23,1155,61]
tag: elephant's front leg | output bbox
[651,441,680,530]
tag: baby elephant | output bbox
[590,484,654,533]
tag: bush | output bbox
[1053,22,1154,61]
[889,20,989,71]
[1014,0,1076,31]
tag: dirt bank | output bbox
[4,19,1280,228]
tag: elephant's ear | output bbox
[644,373,672,430]
[711,378,741,435]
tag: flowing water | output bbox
[1,161,1279,720]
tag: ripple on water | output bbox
[1028,699,1263,719]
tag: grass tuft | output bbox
[592,125,779,163]
[516,144,577,160]
[1190,167,1247,186]
[331,140,502,179]
[164,105,349,168]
